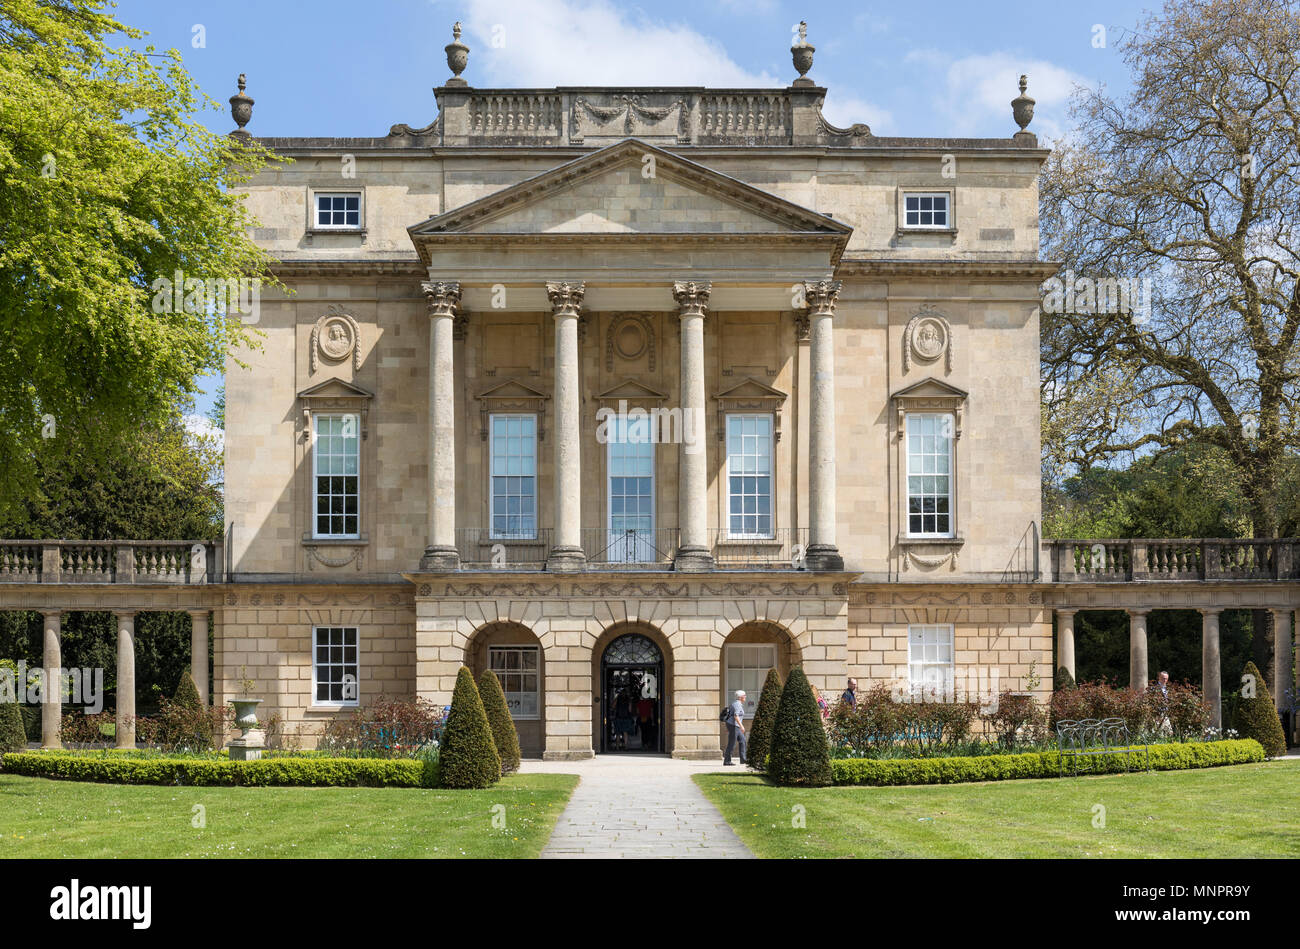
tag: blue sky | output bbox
[112,0,1150,421]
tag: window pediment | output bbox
[298,379,373,439]
[891,377,967,439]
[714,377,787,442]
[595,379,669,406]
[477,378,549,440]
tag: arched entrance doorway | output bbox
[599,632,665,754]
[464,621,545,758]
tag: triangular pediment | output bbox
[714,376,788,401]
[890,377,968,401]
[410,139,853,239]
[477,378,550,401]
[596,379,670,402]
[297,378,373,400]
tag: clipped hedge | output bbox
[829,739,1265,787]
[1,751,440,788]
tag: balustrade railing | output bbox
[0,540,220,584]
[709,527,808,569]
[454,527,552,569]
[1046,538,1299,582]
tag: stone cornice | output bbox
[269,258,424,279]
[835,259,1061,282]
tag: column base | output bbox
[803,545,844,571]
[419,546,460,570]
[546,546,587,573]
[673,546,715,572]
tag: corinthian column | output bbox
[673,281,713,572]
[547,282,586,572]
[803,279,843,570]
[421,281,461,570]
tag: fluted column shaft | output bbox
[1128,609,1149,692]
[115,611,136,749]
[41,612,61,748]
[421,282,461,569]
[1055,609,1076,681]
[804,280,843,570]
[674,281,713,571]
[1200,609,1222,730]
[547,282,586,571]
[189,610,209,706]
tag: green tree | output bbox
[0,696,25,753]
[439,666,500,789]
[0,0,278,517]
[477,668,521,775]
[745,667,782,773]
[767,667,832,787]
[1233,661,1287,757]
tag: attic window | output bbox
[315,192,361,229]
[903,192,949,229]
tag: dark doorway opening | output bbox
[600,633,664,754]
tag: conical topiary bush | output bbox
[1233,661,1287,758]
[767,666,832,786]
[0,697,27,754]
[746,667,783,773]
[478,668,521,775]
[439,666,501,788]
[173,671,202,710]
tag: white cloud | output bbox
[820,93,894,135]
[436,0,781,87]
[911,51,1084,140]
[184,414,224,452]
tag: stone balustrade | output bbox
[1045,538,1299,582]
[0,540,222,584]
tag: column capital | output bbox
[672,280,711,318]
[1198,607,1223,617]
[801,279,842,315]
[113,609,137,620]
[1126,607,1150,618]
[422,280,461,319]
[1054,607,1077,617]
[546,281,585,318]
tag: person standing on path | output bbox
[723,690,747,766]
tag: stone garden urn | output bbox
[445,22,469,85]
[228,698,265,761]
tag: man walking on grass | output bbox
[723,689,747,766]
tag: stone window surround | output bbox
[310,624,360,710]
[903,411,956,539]
[487,411,540,542]
[489,644,541,720]
[593,385,668,544]
[297,386,373,552]
[892,381,968,560]
[721,411,780,542]
[895,186,957,236]
[305,185,367,237]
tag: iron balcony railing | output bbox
[580,528,678,569]
[709,527,808,569]
[454,527,552,570]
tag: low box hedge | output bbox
[829,738,1265,787]
[1,751,440,788]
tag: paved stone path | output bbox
[524,756,754,859]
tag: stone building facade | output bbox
[215,30,1058,758]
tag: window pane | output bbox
[906,413,953,536]
[489,415,537,538]
[725,415,774,537]
[314,415,360,537]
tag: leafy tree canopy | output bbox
[0,0,277,517]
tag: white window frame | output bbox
[907,624,954,701]
[724,643,776,720]
[606,414,656,560]
[901,191,951,230]
[312,190,363,230]
[489,645,540,720]
[488,413,538,540]
[905,412,955,538]
[312,626,360,708]
[724,413,775,540]
[312,412,361,540]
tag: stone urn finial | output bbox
[445,21,469,86]
[791,20,815,86]
[229,73,253,141]
[1012,74,1035,131]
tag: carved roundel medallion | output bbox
[904,306,954,372]
[614,319,646,360]
[311,306,361,372]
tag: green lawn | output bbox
[695,760,1300,858]
[0,773,578,858]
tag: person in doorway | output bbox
[637,693,655,750]
[614,688,634,750]
[723,690,747,766]
[841,678,858,707]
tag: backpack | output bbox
[719,705,734,723]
